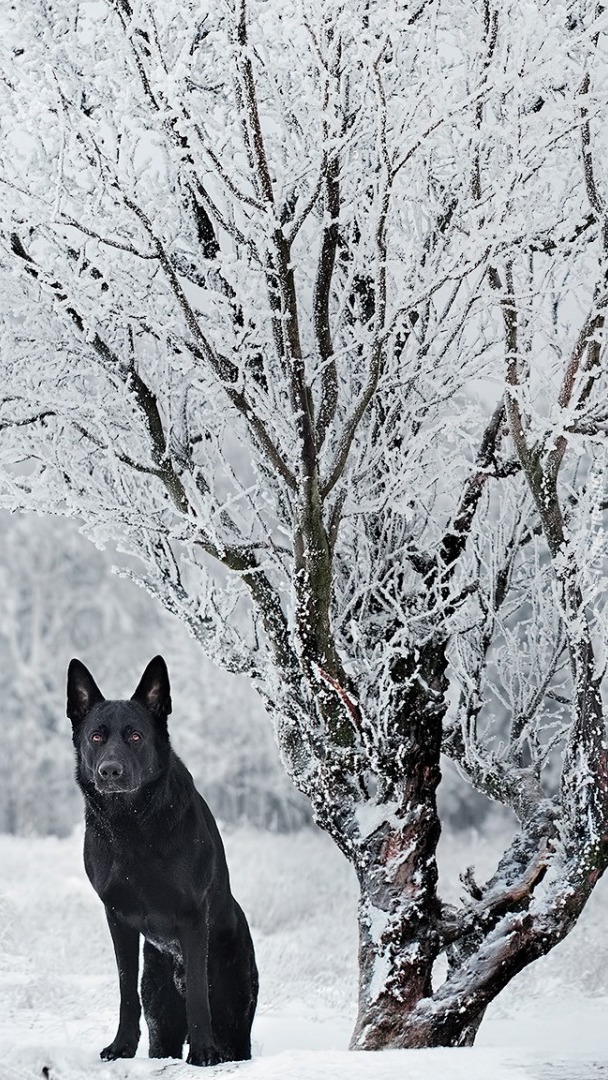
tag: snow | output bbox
[353,801,401,840]
[3,824,608,1080]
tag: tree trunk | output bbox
[350,717,444,1045]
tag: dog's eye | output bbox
[130,731,142,743]
[90,732,103,743]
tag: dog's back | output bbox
[69,655,258,1066]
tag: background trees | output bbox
[0,512,306,835]
[1,0,608,1050]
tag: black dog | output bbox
[67,655,258,1066]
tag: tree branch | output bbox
[120,196,298,491]
[437,400,511,579]
[233,0,275,207]
[438,838,551,949]
[313,152,340,449]
[321,60,393,497]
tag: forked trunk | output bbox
[349,799,608,1050]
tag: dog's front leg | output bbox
[101,907,141,1060]
[181,918,222,1066]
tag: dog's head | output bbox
[67,656,172,796]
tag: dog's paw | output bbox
[100,1038,138,1060]
[186,1044,224,1067]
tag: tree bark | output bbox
[350,685,444,1047]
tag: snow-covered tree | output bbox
[1,0,608,1049]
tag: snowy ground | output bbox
[3,822,608,1080]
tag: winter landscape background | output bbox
[1,512,608,1079]
[4,0,608,1073]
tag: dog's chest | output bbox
[88,835,189,942]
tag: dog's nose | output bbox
[98,760,124,781]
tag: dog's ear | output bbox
[131,655,172,720]
[67,659,104,726]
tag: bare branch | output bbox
[0,409,56,433]
[233,0,275,207]
[313,153,340,449]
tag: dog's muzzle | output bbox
[95,759,135,793]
